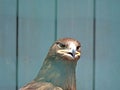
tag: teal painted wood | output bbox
[0,0,17,90]
[17,0,120,90]
[95,0,120,90]
[18,0,55,88]
[57,0,94,90]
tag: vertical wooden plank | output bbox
[57,0,94,90]
[0,0,16,90]
[96,0,120,90]
[18,0,55,88]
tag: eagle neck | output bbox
[34,56,77,90]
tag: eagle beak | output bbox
[67,49,76,58]
[57,49,81,58]
[68,49,81,58]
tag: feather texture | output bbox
[20,81,63,90]
[19,38,81,90]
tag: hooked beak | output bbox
[57,49,81,59]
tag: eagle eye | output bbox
[76,46,80,50]
[56,42,66,49]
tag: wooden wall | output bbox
[0,0,120,90]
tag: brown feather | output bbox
[19,81,63,90]
[19,38,81,90]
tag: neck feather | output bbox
[34,56,77,90]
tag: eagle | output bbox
[20,38,81,90]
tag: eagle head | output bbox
[48,38,81,61]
